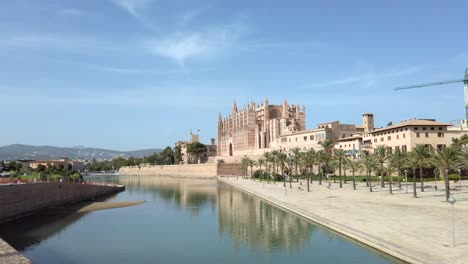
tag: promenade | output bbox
[219,177,468,264]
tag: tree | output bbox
[385,162,396,194]
[405,154,419,198]
[431,146,460,201]
[347,158,359,190]
[319,139,334,181]
[361,151,376,192]
[186,142,207,164]
[263,152,272,183]
[375,145,387,188]
[315,150,326,185]
[389,148,406,190]
[302,149,315,192]
[240,157,249,179]
[174,145,182,164]
[333,149,346,188]
[258,158,266,181]
[286,155,294,188]
[248,159,256,179]
[276,152,287,187]
[412,145,431,192]
[0,160,4,172]
[292,147,302,182]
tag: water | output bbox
[0,175,401,263]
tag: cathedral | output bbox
[217,99,306,156]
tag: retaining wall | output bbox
[0,183,124,224]
[119,163,243,178]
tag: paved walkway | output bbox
[0,238,30,264]
[219,177,468,264]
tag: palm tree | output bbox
[276,152,287,187]
[405,154,419,198]
[271,150,280,176]
[385,162,396,194]
[361,151,376,192]
[375,145,387,188]
[412,145,431,192]
[315,150,326,185]
[333,149,346,188]
[240,157,249,179]
[258,158,265,181]
[263,152,271,183]
[292,147,302,182]
[348,158,359,190]
[286,155,294,188]
[342,157,349,184]
[319,139,334,180]
[431,146,460,201]
[248,159,256,179]
[301,150,315,192]
[388,149,406,190]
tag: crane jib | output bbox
[394,79,465,90]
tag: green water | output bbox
[0,175,401,263]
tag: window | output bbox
[342,134,345,138]
[339,145,342,148]
[310,135,314,140]
[431,127,434,130]
[304,136,307,141]
[387,136,391,141]
[425,133,429,138]
[422,127,427,131]
[374,139,377,143]
[437,144,445,150]
[402,145,407,153]
[397,135,399,139]
[403,133,406,139]
[439,127,443,130]
[395,146,400,152]
[380,137,384,142]
[289,138,291,142]
[416,133,420,138]
[438,133,444,138]
[414,127,418,130]
[353,144,355,148]
[295,137,298,142]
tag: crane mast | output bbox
[395,68,468,124]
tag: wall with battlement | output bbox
[0,183,124,224]
[119,163,243,178]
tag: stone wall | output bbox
[119,163,243,177]
[0,183,124,224]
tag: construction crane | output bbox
[395,68,468,119]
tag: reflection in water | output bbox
[0,175,396,264]
[217,184,313,252]
[0,193,118,252]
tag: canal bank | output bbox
[0,182,125,224]
[0,238,30,264]
[219,177,468,264]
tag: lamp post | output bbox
[448,196,456,247]
[405,169,408,193]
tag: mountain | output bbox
[0,144,162,161]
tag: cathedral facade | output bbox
[217,99,306,156]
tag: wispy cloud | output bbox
[145,23,246,65]
[111,0,152,20]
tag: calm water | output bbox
[0,175,401,263]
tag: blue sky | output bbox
[1,0,467,150]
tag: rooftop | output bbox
[370,119,450,134]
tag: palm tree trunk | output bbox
[444,168,450,201]
[420,165,424,192]
[389,172,393,195]
[368,171,373,192]
[289,168,292,188]
[310,165,314,183]
[398,170,402,190]
[413,168,417,198]
[318,162,322,185]
[352,171,356,190]
[339,160,342,188]
[380,164,385,188]
[307,170,310,192]
[344,167,347,184]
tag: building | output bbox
[29,158,70,170]
[175,132,217,164]
[217,99,306,157]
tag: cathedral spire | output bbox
[218,112,222,124]
[232,98,238,113]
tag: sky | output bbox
[1,0,467,151]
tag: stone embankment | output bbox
[119,163,243,178]
[219,178,468,264]
[0,182,124,224]
[0,239,30,264]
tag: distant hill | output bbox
[0,144,162,161]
